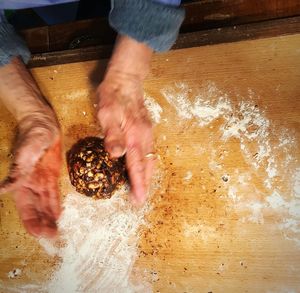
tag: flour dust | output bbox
[41,189,151,293]
[1,188,152,293]
[162,81,299,246]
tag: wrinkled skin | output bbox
[0,58,62,238]
[0,114,62,238]
[0,35,155,238]
[97,71,155,205]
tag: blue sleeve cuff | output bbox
[0,21,31,67]
[109,0,185,52]
[153,0,181,6]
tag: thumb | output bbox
[0,167,21,195]
[104,126,126,158]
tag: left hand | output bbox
[0,58,62,238]
[0,113,62,238]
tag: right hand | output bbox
[0,112,62,238]
[97,71,155,206]
[96,35,155,206]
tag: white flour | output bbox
[266,190,300,245]
[183,171,193,181]
[293,168,300,197]
[163,81,299,246]
[162,82,232,126]
[2,186,157,293]
[39,190,151,293]
[61,89,91,101]
[162,82,297,191]
[162,82,193,119]
[144,95,163,124]
[0,188,154,293]
[7,269,22,279]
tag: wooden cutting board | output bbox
[0,34,300,292]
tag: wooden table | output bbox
[0,34,300,292]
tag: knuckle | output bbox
[97,83,109,98]
[142,118,152,130]
[97,105,111,125]
[127,160,144,173]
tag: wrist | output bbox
[15,91,58,124]
[18,101,58,125]
[0,57,55,122]
[106,34,153,81]
[19,108,60,132]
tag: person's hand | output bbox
[97,71,155,205]
[0,57,62,238]
[96,35,155,205]
[0,112,62,238]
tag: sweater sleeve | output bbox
[0,12,31,67]
[109,0,185,52]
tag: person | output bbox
[0,0,185,238]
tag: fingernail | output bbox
[110,145,125,157]
[30,226,42,238]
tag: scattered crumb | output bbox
[222,175,230,182]
[8,268,22,279]
[184,171,193,181]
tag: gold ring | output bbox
[145,152,156,159]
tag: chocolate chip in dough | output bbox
[67,137,127,199]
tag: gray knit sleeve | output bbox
[0,19,31,67]
[109,0,185,52]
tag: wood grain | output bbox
[0,34,299,292]
[183,0,300,32]
[27,17,300,68]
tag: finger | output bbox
[97,103,126,158]
[15,187,58,238]
[23,218,42,238]
[142,127,155,192]
[0,136,61,196]
[47,179,61,221]
[34,190,58,238]
[104,126,126,158]
[39,189,51,215]
[144,154,156,192]
[34,138,62,221]
[40,215,58,238]
[126,142,146,206]
[0,162,23,195]
[0,175,20,195]
[14,187,42,237]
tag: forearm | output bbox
[105,34,153,83]
[0,57,52,122]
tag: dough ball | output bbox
[66,137,127,199]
